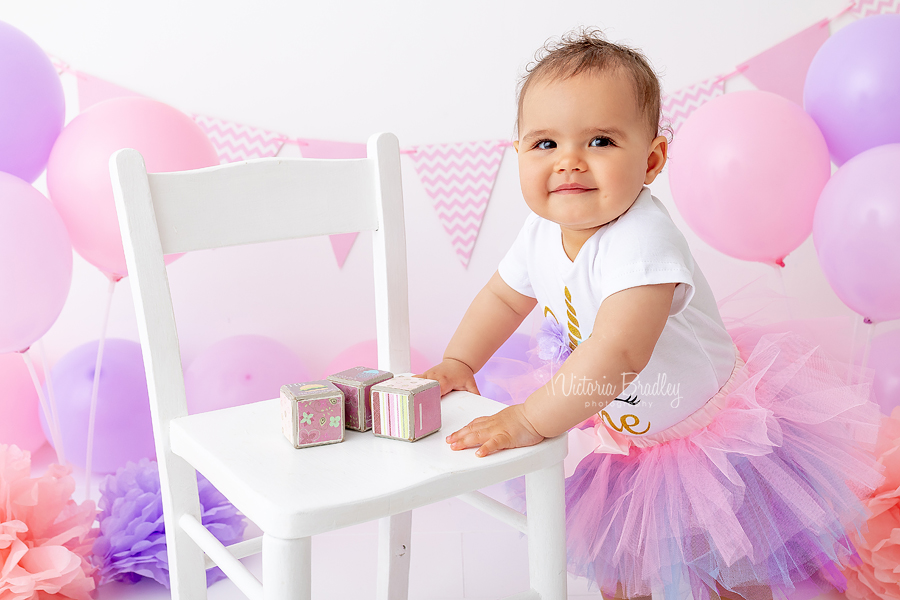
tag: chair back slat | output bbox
[111,132,410,434]
[368,134,411,374]
[146,158,379,254]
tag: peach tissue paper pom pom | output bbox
[844,407,900,600]
[0,444,97,600]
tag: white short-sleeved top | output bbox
[498,188,736,436]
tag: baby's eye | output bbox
[534,139,556,150]
[590,136,614,148]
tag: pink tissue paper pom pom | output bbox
[843,407,900,600]
[0,444,98,600]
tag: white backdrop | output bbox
[1,0,877,378]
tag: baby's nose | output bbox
[555,158,584,172]
[555,149,586,172]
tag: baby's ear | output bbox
[644,136,668,184]
[513,141,520,153]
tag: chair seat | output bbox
[170,390,567,539]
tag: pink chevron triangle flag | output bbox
[662,77,725,136]
[191,114,287,164]
[48,55,67,74]
[298,139,367,161]
[852,0,900,16]
[74,70,144,111]
[738,21,830,106]
[409,140,507,268]
[297,139,369,268]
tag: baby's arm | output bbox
[421,271,537,395]
[447,282,675,456]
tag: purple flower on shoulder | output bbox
[536,317,571,363]
[91,458,247,589]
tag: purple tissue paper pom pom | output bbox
[536,317,571,364]
[91,458,247,588]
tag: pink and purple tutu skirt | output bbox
[492,322,884,600]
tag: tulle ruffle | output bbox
[492,327,885,600]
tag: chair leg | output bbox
[263,533,311,600]
[525,461,567,600]
[163,460,209,600]
[375,510,412,600]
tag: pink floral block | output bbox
[280,381,344,448]
[371,376,441,442]
[327,366,393,432]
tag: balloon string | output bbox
[85,278,117,502]
[37,340,66,465]
[21,351,65,465]
[848,316,861,385]
[860,319,876,374]
[771,263,794,321]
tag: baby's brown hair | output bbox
[517,27,664,140]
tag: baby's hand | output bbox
[418,358,480,396]
[446,404,545,457]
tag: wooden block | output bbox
[371,376,441,442]
[327,366,394,432]
[280,381,344,448]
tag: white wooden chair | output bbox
[110,132,568,600]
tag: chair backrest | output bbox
[110,132,411,435]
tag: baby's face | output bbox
[515,70,663,235]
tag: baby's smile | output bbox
[551,182,596,194]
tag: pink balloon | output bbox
[184,335,310,414]
[813,143,900,323]
[0,353,47,453]
[322,340,431,378]
[46,97,218,279]
[0,173,73,353]
[868,329,900,415]
[669,91,831,264]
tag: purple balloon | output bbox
[0,21,66,182]
[184,335,309,414]
[869,329,900,415]
[40,338,155,473]
[813,144,900,323]
[804,15,900,165]
[475,333,534,405]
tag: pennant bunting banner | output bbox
[298,139,368,161]
[738,21,830,106]
[662,76,725,136]
[48,55,72,76]
[43,0,881,271]
[192,114,287,164]
[409,141,506,268]
[852,0,900,16]
[75,71,144,111]
[297,139,369,268]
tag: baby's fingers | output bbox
[446,416,490,443]
[446,419,492,450]
[475,432,513,457]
